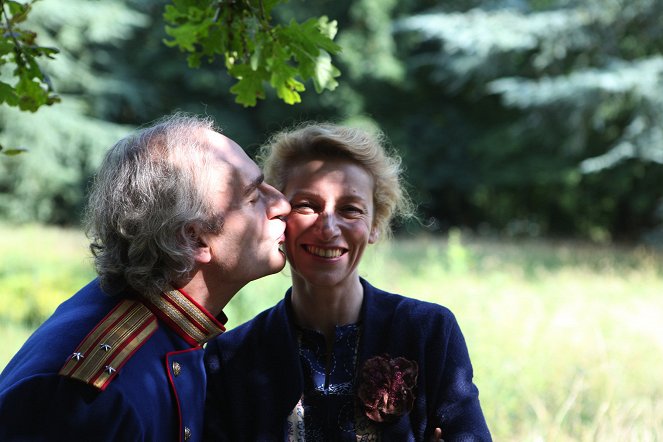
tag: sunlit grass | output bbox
[0,223,95,369]
[357,234,663,441]
[1,224,662,440]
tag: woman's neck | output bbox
[290,275,364,344]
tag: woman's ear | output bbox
[368,226,379,244]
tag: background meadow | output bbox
[1,224,661,441]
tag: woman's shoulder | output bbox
[363,281,453,317]
[362,279,457,324]
[360,280,465,352]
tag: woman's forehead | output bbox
[283,158,374,198]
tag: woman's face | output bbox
[282,158,378,289]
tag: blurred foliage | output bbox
[0,0,142,224]
[0,104,130,224]
[2,0,663,242]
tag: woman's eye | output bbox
[343,206,364,214]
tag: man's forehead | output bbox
[205,130,257,169]
[205,130,242,158]
[204,130,262,192]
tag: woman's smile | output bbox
[303,245,347,259]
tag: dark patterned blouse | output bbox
[286,322,379,441]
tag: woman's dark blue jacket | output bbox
[204,278,491,441]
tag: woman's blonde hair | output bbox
[258,122,415,240]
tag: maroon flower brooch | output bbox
[356,354,419,423]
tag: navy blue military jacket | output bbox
[204,278,491,441]
[0,279,225,442]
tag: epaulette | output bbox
[59,299,158,391]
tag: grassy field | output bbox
[1,224,662,440]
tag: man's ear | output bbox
[368,226,379,244]
[189,226,212,264]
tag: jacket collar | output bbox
[145,287,226,347]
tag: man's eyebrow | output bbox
[243,174,264,196]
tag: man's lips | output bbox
[274,221,286,245]
[277,234,286,255]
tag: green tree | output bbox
[4,0,663,241]
[163,0,341,107]
[0,0,341,224]
[0,0,342,124]
[0,0,144,223]
[0,0,59,154]
[387,0,663,239]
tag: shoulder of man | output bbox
[58,298,159,391]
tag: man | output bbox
[0,113,291,441]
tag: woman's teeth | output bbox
[305,245,343,258]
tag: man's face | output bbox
[199,130,290,287]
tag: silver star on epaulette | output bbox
[104,365,116,374]
[99,343,112,351]
[71,352,84,361]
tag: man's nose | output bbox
[265,184,291,218]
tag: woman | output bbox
[204,123,491,441]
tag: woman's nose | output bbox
[317,212,340,239]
